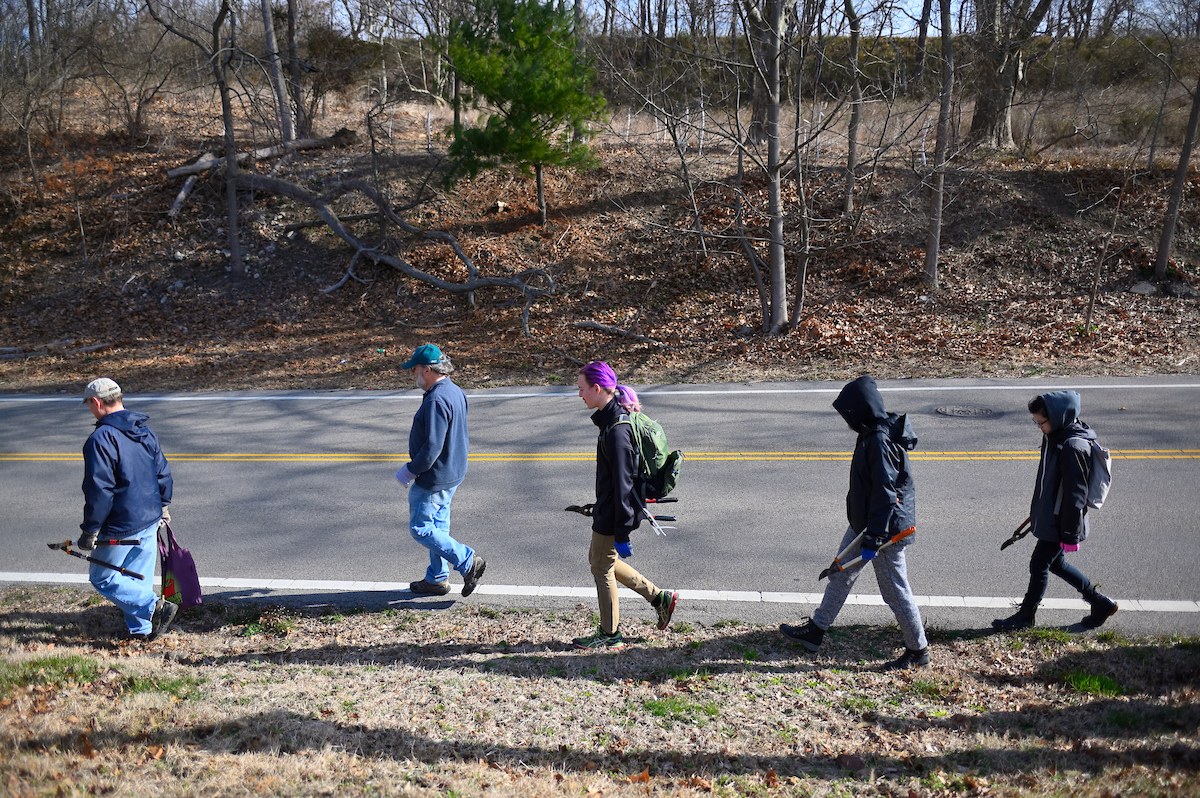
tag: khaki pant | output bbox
[589,532,659,635]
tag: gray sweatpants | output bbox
[813,525,928,651]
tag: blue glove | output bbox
[395,465,416,487]
[861,536,882,562]
[615,541,633,559]
[860,548,877,562]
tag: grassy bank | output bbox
[2,586,1198,796]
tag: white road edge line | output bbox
[1,573,1197,612]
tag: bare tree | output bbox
[967,0,1055,149]
[146,0,245,276]
[924,0,954,288]
[1154,67,1200,281]
[260,0,294,141]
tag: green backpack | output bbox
[603,411,683,500]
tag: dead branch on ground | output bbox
[235,174,554,335]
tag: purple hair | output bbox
[579,361,618,389]
[616,385,641,412]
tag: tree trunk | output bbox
[25,0,41,54]
[967,0,1054,149]
[1154,70,1200,281]
[536,163,547,225]
[211,5,244,276]
[843,0,861,213]
[924,0,954,288]
[913,0,932,86]
[764,0,787,334]
[260,0,294,141]
[286,0,308,137]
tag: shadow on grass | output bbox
[12,704,1200,782]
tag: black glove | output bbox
[77,530,98,551]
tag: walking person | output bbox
[779,375,930,671]
[993,391,1118,631]
[395,344,487,597]
[79,378,177,641]
[573,362,677,650]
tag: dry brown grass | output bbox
[2,586,1198,797]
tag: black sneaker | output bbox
[461,556,487,598]
[409,579,451,596]
[992,609,1036,631]
[779,620,824,652]
[147,599,178,642]
[879,647,930,671]
[654,590,678,630]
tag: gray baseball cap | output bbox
[82,377,122,405]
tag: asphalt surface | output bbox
[3,375,1198,636]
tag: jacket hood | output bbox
[833,375,887,433]
[1040,390,1081,432]
[96,409,154,443]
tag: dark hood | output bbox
[1040,390,1081,433]
[96,409,154,443]
[833,375,887,433]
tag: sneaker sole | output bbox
[779,625,821,652]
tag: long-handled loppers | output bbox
[818,527,915,580]
[565,497,678,535]
[1000,517,1032,551]
[47,539,146,580]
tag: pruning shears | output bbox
[565,496,678,535]
[818,527,915,580]
[1000,517,1033,551]
[47,539,146,580]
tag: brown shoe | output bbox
[461,556,487,598]
[148,599,178,642]
[409,579,451,596]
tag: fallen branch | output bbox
[234,173,553,334]
[167,170,204,220]
[167,129,359,178]
[571,321,658,344]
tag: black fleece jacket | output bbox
[590,397,641,543]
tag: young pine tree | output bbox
[446,0,606,224]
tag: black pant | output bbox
[1022,538,1095,611]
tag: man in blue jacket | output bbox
[395,345,487,597]
[79,377,177,641]
[780,375,929,670]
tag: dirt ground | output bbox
[2,100,1199,396]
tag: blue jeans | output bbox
[408,484,474,583]
[813,526,928,651]
[89,520,160,636]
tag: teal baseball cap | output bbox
[401,343,443,369]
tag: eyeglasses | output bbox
[1033,417,1051,428]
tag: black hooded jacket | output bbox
[590,397,641,543]
[831,375,917,547]
[1030,390,1095,545]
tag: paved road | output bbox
[3,376,1198,636]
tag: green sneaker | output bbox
[655,590,678,630]
[572,629,625,651]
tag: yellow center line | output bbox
[2,450,1199,463]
